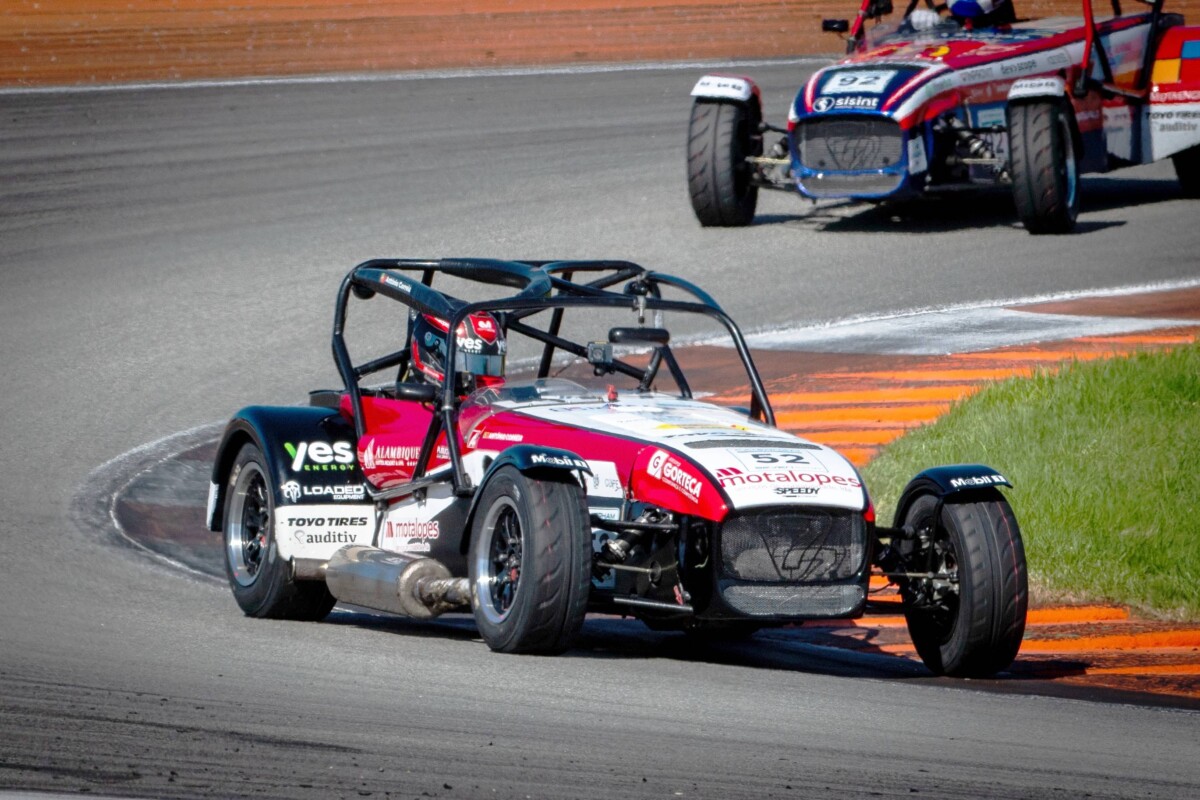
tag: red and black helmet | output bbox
[410,311,506,389]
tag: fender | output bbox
[690,74,762,107]
[457,444,592,553]
[207,405,365,532]
[891,464,1011,528]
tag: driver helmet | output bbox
[411,311,506,390]
[947,0,1006,19]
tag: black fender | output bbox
[891,464,1011,528]
[457,444,592,554]
[206,405,363,531]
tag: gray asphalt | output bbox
[2,64,1199,799]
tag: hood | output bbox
[466,380,867,518]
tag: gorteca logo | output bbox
[647,449,702,500]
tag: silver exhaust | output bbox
[325,545,470,619]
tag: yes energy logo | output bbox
[284,441,355,472]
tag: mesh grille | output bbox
[799,172,904,198]
[798,117,903,172]
[722,584,865,617]
[719,508,865,583]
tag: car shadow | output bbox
[753,174,1184,233]
[324,608,1179,706]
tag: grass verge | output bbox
[862,342,1200,620]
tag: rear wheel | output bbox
[687,100,760,227]
[468,467,591,654]
[223,443,335,620]
[1009,100,1079,234]
[1173,144,1200,198]
[900,490,1027,677]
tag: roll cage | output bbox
[331,258,775,500]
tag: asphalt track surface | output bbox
[3,63,1200,798]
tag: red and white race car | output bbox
[687,0,1200,232]
[207,259,1027,677]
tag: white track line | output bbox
[689,276,1200,354]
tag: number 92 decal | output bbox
[822,70,897,95]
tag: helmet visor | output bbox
[455,352,505,377]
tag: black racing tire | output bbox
[901,490,1027,678]
[222,443,336,621]
[1173,144,1200,198]
[687,100,760,227]
[1009,100,1079,234]
[468,466,591,654]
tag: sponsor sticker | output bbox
[949,473,1007,489]
[277,506,372,557]
[717,467,861,490]
[775,486,820,496]
[691,75,754,102]
[821,70,897,95]
[281,480,365,503]
[647,449,704,500]
[530,452,590,471]
[813,95,880,112]
[284,441,355,472]
[908,135,928,175]
[381,274,411,293]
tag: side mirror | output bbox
[822,19,850,33]
[867,0,894,15]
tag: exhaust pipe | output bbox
[325,545,470,619]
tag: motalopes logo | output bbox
[384,520,440,541]
[284,441,355,472]
[718,467,861,489]
[950,474,1007,489]
[647,449,703,500]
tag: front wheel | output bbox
[1174,144,1200,198]
[223,443,336,620]
[468,467,591,654]
[1009,100,1079,234]
[687,100,760,227]
[900,490,1027,677]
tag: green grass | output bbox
[862,342,1200,620]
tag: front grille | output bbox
[722,584,865,616]
[715,508,867,618]
[720,508,866,583]
[799,171,904,198]
[797,117,903,172]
